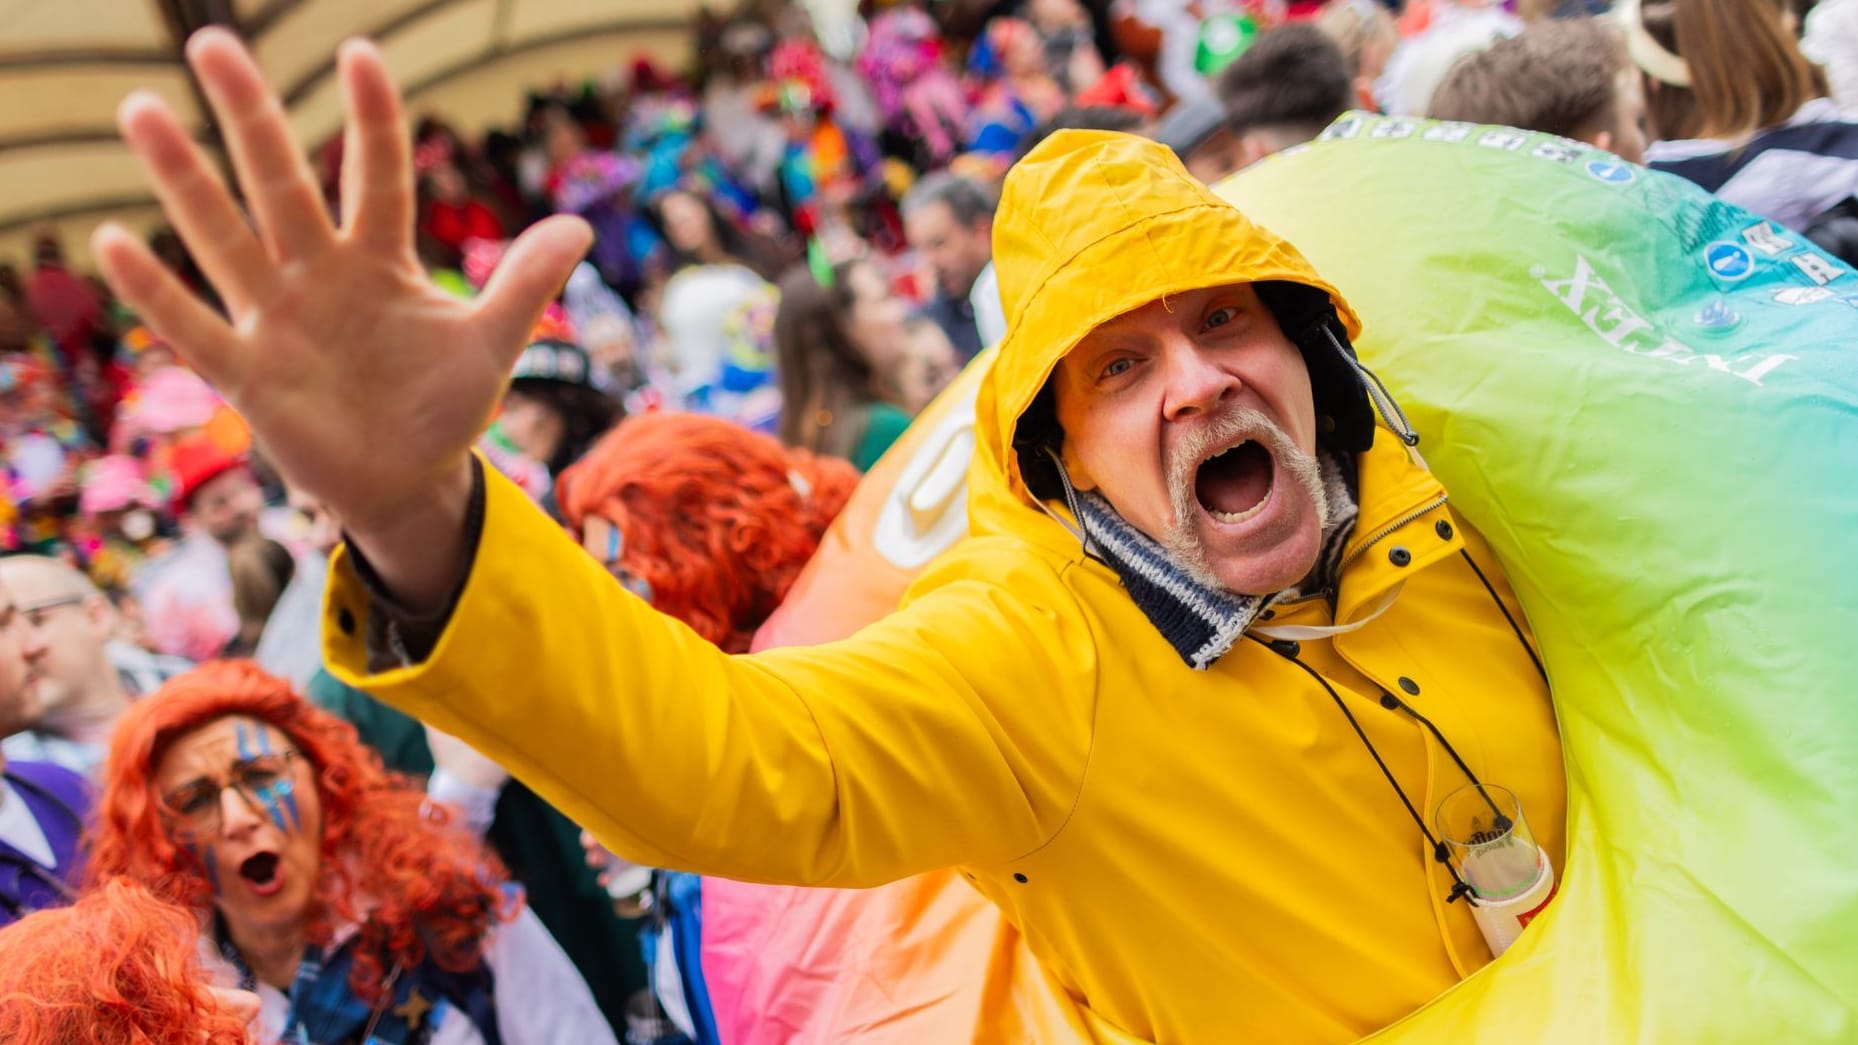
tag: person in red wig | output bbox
[556,411,859,654]
[0,877,260,1044]
[85,660,614,1045]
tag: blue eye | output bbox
[1206,307,1241,329]
[1102,358,1135,379]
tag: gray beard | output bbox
[1161,406,1332,594]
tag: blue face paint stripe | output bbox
[273,778,301,833]
[193,841,222,895]
[235,720,253,761]
[255,784,290,834]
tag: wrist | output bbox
[340,455,477,612]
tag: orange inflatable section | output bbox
[714,351,1098,1044]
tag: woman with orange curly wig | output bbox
[0,877,261,1044]
[86,660,615,1045]
[556,411,859,653]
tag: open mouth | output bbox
[1195,440,1276,524]
[237,852,283,896]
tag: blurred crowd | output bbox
[4,0,1858,1040]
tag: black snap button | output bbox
[1260,609,1275,620]
[1013,873,1029,884]
[1398,677,1420,695]
[337,607,357,636]
[1388,546,1412,567]
[1435,520,1454,540]
[1269,638,1301,658]
[1380,693,1400,709]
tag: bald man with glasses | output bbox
[0,573,87,927]
[0,557,143,777]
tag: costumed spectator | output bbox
[1316,0,1401,111]
[763,40,878,235]
[702,21,787,195]
[902,173,996,361]
[1428,19,1648,163]
[0,557,137,776]
[558,412,860,655]
[1217,24,1357,169]
[859,6,971,169]
[86,662,616,1045]
[968,17,1069,157]
[646,189,783,426]
[1632,0,1858,230]
[0,352,95,556]
[133,437,261,661]
[0,574,83,928]
[553,412,860,1045]
[415,143,504,272]
[487,321,624,486]
[774,257,915,471]
[551,149,654,301]
[0,878,261,1044]
[1376,0,1519,115]
[71,453,166,596]
[563,262,646,404]
[23,233,103,360]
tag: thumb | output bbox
[474,214,594,366]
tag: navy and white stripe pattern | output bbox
[1074,452,1360,670]
[1647,99,1858,231]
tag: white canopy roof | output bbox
[0,0,698,267]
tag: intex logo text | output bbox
[1532,255,1795,387]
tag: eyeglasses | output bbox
[158,750,303,834]
[19,595,85,628]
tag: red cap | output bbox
[170,436,248,509]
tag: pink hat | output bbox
[119,367,222,439]
[79,455,154,516]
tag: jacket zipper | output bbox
[1335,492,1450,576]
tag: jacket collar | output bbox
[1075,451,1360,670]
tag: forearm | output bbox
[321,466,1090,887]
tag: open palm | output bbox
[93,30,590,537]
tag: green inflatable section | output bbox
[1220,114,1858,1041]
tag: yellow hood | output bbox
[971,130,1366,525]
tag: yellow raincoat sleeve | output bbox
[322,464,1099,888]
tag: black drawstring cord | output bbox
[1459,549,1548,683]
[1381,691,1509,830]
[1248,634,1481,905]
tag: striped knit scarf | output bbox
[1073,452,1359,670]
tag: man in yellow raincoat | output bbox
[98,31,1564,1043]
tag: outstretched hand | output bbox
[95,29,590,601]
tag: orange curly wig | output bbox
[85,661,514,1006]
[0,877,252,1045]
[557,412,859,652]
